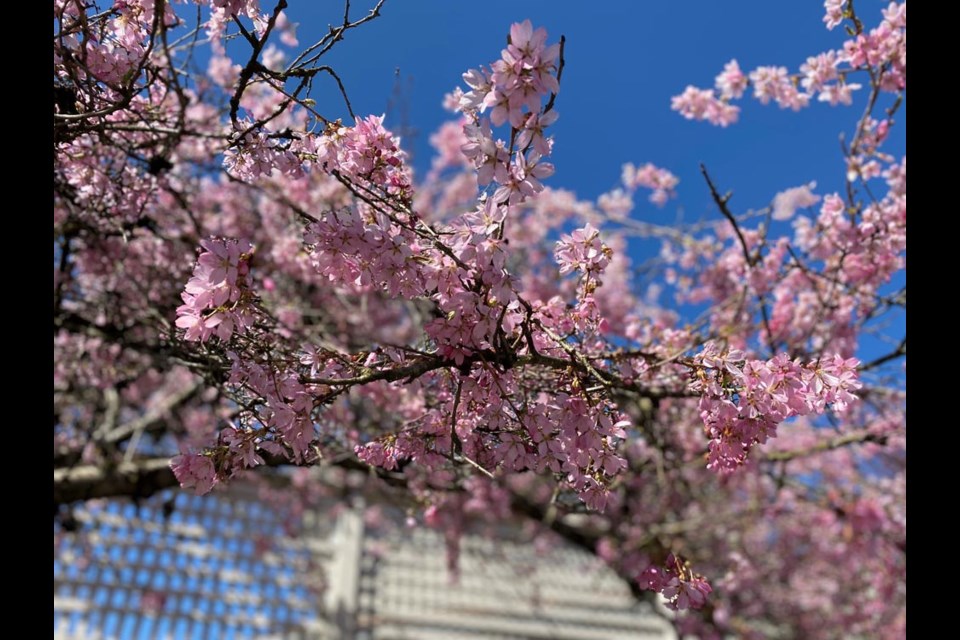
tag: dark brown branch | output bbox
[229,0,289,124]
[54,458,176,506]
[859,338,906,372]
[542,35,566,115]
[701,165,778,355]
[302,355,452,386]
[51,454,586,547]
[286,0,388,71]
[274,65,356,121]
[701,164,753,267]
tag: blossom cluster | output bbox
[671,85,741,127]
[311,115,413,199]
[555,223,612,279]
[793,186,905,291]
[458,20,560,127]
[621,162,680,207]
[354,372,630,513]
[169,452,218,495]
[672,2,905,125]
[224,126,302,181]
[302,204,431,299]
[771,182,821,221]
[693,343,862,472]
[175,238,257,342]
[454,20,559,204]
[636,554,713,611]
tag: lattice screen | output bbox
[55,484,675,640]
[355,523,675,640]
[54,485,340,640]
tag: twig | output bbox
[700,164,753,267]
[543,35,566,115]
[764,431,888,462]
[229,0,289,124]
[859,338,906,372]
[701,164,778,355]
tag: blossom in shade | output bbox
[170,452,218,495]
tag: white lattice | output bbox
[55,484,675,640]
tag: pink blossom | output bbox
[824,0,845,30]
[772,182,821,221]
[516,109,558,157]
[800,51,839,94]
[817,81,862,106]
[461,119,508,186]
[555,223,611,276]
[636,555,712,611]
[493,151,554,205]
[671,86,740,127]
[883,2,906,29]
[749,66,810,111]
[693,344,863,472]
[459,68,492,113]
[176,238,256,343]
[170,453,218,495]
[598,188,634,220]
[622,162,679,205]
[274,10,298,46]
[715,59,748,99]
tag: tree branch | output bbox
[54,458,176,506]
[98,382,204,448]
[701,164,777,355]
[229,0,289,124]
[859,338,906,372]
[764,431,889,462]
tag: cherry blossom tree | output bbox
[54,1,905,637]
